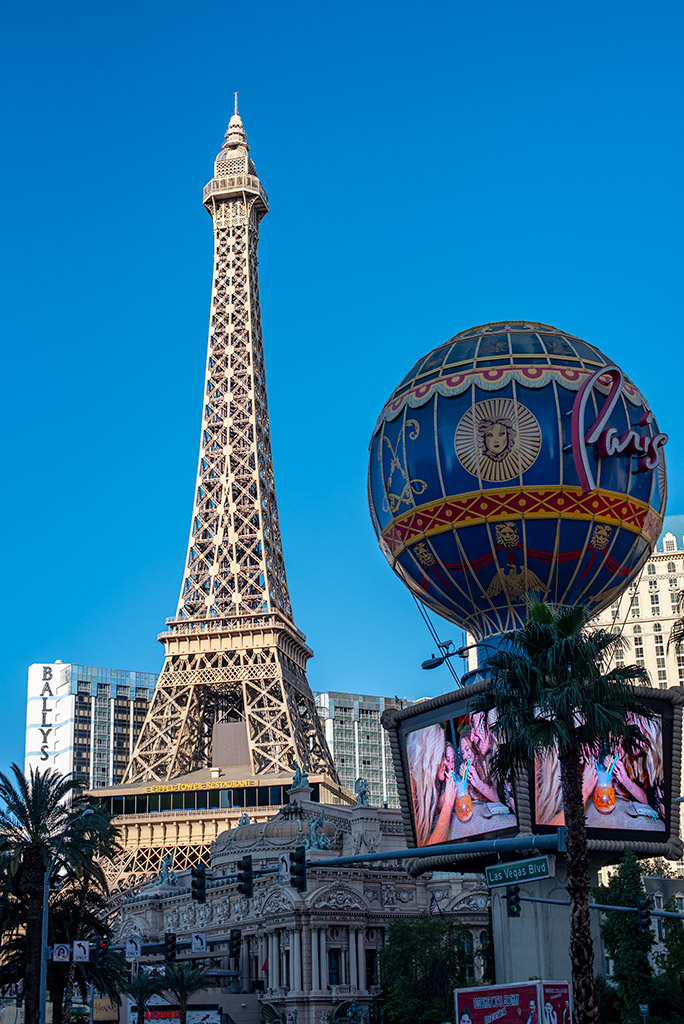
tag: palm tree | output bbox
[470,600,651,1024]
[0,763,84,1024]
[162,964,213,1024]
[123,970,165,1024]
[60,809,121,1021]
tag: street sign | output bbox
[72,940,89,962]
[125,937,142,960]
[639,1006,649,1017]
[191,932,207,953]
[53,944,70,962]
[278,852,291,885]
[485,856,552,888]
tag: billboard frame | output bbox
[382,677,684,873]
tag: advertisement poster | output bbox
[535,712,666,833]
[455,981,572,1024]
[405,710,516,846]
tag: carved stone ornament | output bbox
[381,885,415,906]
[313,887,366,911]
[261,888,295,915]
[214,898,231,925]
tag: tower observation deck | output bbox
[96,108,345,889]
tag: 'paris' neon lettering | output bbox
[571,365,667,494]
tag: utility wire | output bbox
[411,592,461,686]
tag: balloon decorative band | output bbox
[380,485,663,558]
[375,364,644,430]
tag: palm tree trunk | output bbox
[559,742,599,1024]
[24,857,46,1024]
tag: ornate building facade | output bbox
[116,782,490,1024]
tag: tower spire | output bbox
[234,90,239,115]
[123,121,337,791]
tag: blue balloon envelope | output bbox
[368,321,667,640]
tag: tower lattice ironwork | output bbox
[124,105,337,786]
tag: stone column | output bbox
[349,928,358,990]
[358,928,367,992]
[292,927,302,993]
[319,928,327,989]
[268,933,276,987]
[311,927,320,992]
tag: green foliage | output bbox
[379,913,471,1024]
[162,963,213,1024]
[124,970,166,1024]
[470,599,651,780]
[655,896,684,998]
[639,857,682,879]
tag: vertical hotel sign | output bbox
[26,663,61,773]
[38,666,54,760]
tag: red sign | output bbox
[455,980,572,1024]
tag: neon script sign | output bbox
[571,365,667,494]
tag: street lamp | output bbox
[39,808,95,1024]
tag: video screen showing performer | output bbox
[535,712,666,832]
[406,710,516,846]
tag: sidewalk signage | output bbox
[53,944,70,962]
[485,856,551,888]
[191,932,207,953]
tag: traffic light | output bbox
[229,928,241,959]
[637,896,652,933]
[191,864,207,903]
[164,932,177,965]
[289,846,307,893]
[506,885,521,918]
[95,938,109,969]
[237,854,253,898]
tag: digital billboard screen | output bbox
[535,710,666,834]
[404,706,517,846]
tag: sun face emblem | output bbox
[454,397,542,483]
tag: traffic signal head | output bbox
[637,896,652,933]
[95,938,109,969]
[164,932,177,965]
[506,885,521,918]
[237,854,253,898]
[191,864,207,903]
[289,846,307,893]
[229,928,241,959]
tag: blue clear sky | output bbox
[1,0,682,774]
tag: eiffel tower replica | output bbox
[96,102,344,892]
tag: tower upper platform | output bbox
[203,104,268,214]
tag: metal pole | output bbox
[38,870,50,1024]
[89,983,94,1024]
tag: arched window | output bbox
[648,563,657,575]
[668,562,677,574]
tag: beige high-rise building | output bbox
[590,514,684,686]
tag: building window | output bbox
[665,537,676,552]
[677,650,684,685]
[649,578,659,592]
[668,561,677,575]
[633,625,645,668]
[365,948,378,986]
[648,563,656,575]
[672,593,681,615]
[328,948,341,986]
[651,593,661,616]
[654,623,667,685]
[615,646,625,669]
[631,597,640,619]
